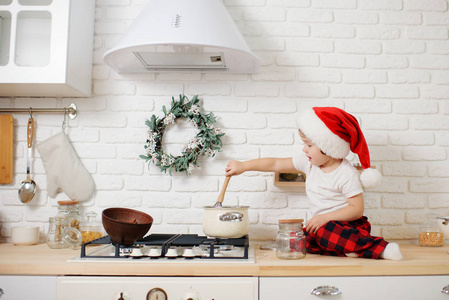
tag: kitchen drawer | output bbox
[0,275,57,300]
[259,276,449,300]
[57,276,258,300]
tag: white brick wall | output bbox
[1,0,448,243]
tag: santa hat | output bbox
[297,107,381,188]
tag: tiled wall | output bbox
[1,0,449,242]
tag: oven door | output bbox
[57,276,258,300]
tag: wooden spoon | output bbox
[214,176,231,207]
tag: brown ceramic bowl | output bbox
[102,208,153,245]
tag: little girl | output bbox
[225,107,403,260]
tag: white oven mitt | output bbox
[36,132,95,201]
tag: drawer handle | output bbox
[0,287,3,296]
[442,285,449,294]
[311,286,342,296]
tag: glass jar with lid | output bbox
[57,200,81,231]
[419,213,444,247]
[47,200,82,249]
[47,217,68,249]
[79,211,104,244]
[276,219,306,259]
[46,216,82,249]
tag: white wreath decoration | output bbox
[140,95,225,175]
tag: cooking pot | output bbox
[203,206,249,238]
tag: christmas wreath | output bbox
[140,95,225,175]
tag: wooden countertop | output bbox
[0,243,448,277]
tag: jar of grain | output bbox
[419,213,444,247]
[79,211,104,244]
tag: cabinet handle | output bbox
[0,288,3,296]
[442,285,449,294]
[311,286,342,296]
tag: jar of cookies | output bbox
[46,217,68,249]
[79,211,104,243]
[46,216,82,249]
[56,200,81,231]
[419,213,444,247]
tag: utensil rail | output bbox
[0,103,77,119]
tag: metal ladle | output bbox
[18,115,36,203]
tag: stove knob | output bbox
[116,291,131,300]
[182,289,201,300]
[182,248,195,258]
[147,288,167,300]
[131,248,143,257]
[165,248,178,257]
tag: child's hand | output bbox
[305,214,329,233]
[225,160,245,176]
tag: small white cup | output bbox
[11,226,40,245]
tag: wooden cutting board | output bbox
[0,115,14,184]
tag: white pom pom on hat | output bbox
[297,107,381,188]
[360,167,382,188]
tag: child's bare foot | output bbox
[380,243,403,260]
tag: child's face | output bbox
[298,130,332,167]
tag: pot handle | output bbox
[219,212,243,222]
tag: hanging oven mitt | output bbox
[36,132,95,201]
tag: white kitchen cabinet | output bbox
[0,275,57,299]
[0,0,95,97]
[260,276,449,300]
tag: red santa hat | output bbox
[297,107,381,188]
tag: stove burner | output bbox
[80,234,249,260]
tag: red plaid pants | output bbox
[304,216,388,259]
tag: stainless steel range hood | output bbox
[103,0,260,74]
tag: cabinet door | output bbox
[260,276,449,300]
[0,275,56,300]
[0,0,95,97]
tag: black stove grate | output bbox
[80,234,249,260]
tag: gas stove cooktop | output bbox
[73,233,253,263]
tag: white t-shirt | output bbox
[292,153,364,217]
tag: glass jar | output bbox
[47,217,68,249]
[419,213,444,247]
[437,216,449,242]
[46,217,82,249]
[57,200,81,231]
[79,211,104,244]
[276,219,306,259]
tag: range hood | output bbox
[103,0,260,73]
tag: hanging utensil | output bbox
[213,176,231,207]
[18,113,37,203]
[62,108,68,133]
